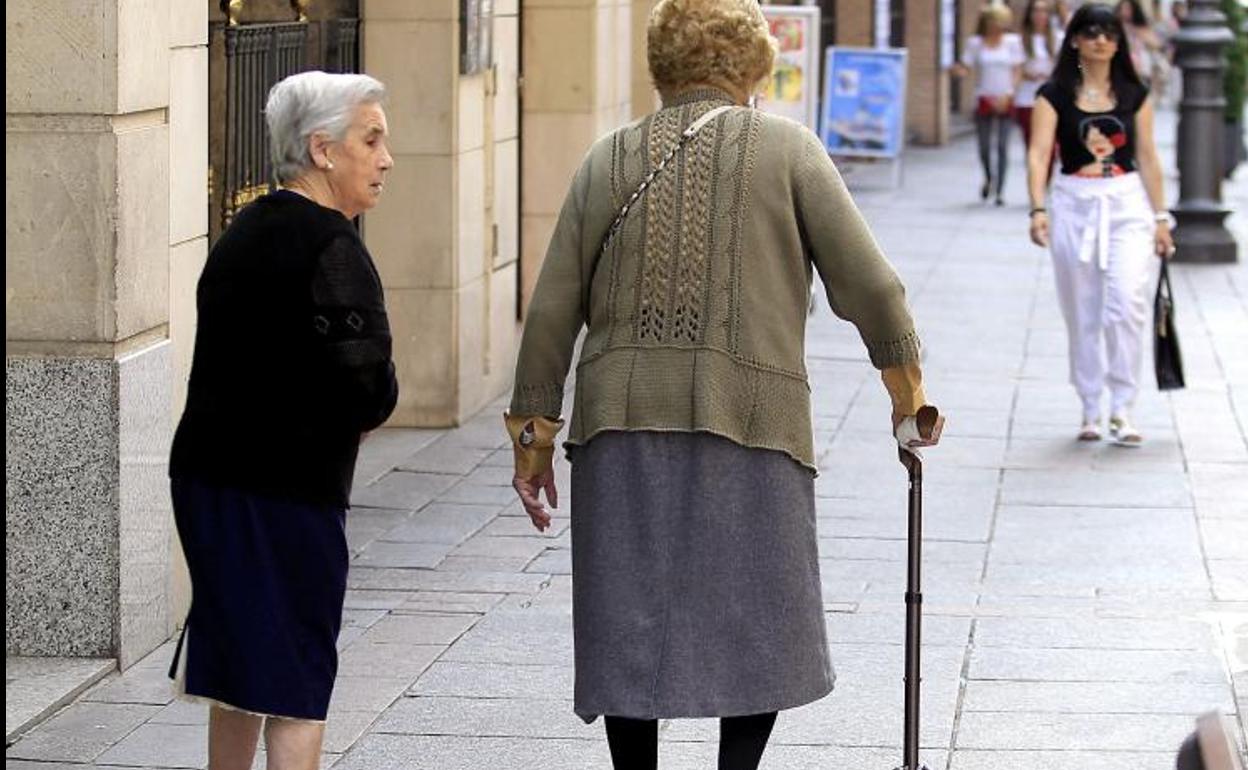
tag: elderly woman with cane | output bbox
[505,1,940,768]
[168,71,397,770]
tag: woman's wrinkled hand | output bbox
[1029,211,1050,248]
[513,467,557,532]
[893,405,944,453]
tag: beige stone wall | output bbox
[521,0,634,315]
[364,0,524,425]
[6,0,204,664]
[906,0,950,145]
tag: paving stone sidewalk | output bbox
[7,111,1247,769]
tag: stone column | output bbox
[836,0,873,46]
[363,1,523,426]
[905,0,950,145]
[520,0,633,313]
[6,0,189,668]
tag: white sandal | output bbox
[1078,418,1102,442]
[1109,415,1143,447]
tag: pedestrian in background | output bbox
[1117,0,1164,85]
[1016,0,1061,150]
[953,4,1025,205]
[1027,3,1175,446]
[168,71,398,770]
[505,0,939,768]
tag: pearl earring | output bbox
[326,161,334,170]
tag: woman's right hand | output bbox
[513,468,557,533]
[1029,211,1050,248]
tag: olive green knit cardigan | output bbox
[509,89,921,471]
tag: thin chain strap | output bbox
[598,106,733,258]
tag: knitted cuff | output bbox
[503,412,565,479]
[866,328,922,370]
[509,382,565,421]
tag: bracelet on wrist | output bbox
[1029,208,1047,217]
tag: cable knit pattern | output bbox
[510,89,921,471]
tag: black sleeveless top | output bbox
[1037,81,1149,177]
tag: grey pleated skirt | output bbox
[568,430,834,723]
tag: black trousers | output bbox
[604,712,778,770]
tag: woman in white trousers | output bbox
[1027,3,1175,445]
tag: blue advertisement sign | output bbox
[819,47,908,159]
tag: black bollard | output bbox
[1172,0,1239,263]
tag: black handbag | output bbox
[1154,258,1185,391]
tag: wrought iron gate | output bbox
[208,0,360,243]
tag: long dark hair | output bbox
[1116,0,1150,28]
[1049,3,1145,102]
[1022,0,1056,60]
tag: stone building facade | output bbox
[7,0,973,669]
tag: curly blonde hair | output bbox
[647,0,778,97]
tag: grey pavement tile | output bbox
[480,515,570,538]
[972,616,1216,651]
[954,711,1197,751]
[983,560,1212,591]
[1202,520,1248,560]
[95,722,206,769]
[1001,469,1193,508]
[323,710,382,755]
[969,647,1229,684]
[450,535,553,560]
[430,417,513,451]
[478,448,514,468]
[351,541,452,569]
[6,656,115,742]
[332,734,610,770]
[824,612,971,647]
[347,567,549,595]
[327,677,412,714]
[1210,560,1248,601]
[961,680,1236,714]
[80,663,176,707]
[371,696,593,739]
[379,503,499,545]
[750,745,948,770]
[396,446,490,476]
[341,589,413,611]
[335,642,443,679]
[456,466,513,487]
[434,481,520,506]
[435,555,536,573]
[973,594,1099,619]
[349,471,459,511]
[6,702,161,763]
[148,699,207,726]
[393,591,505,615]
[360,613,478,646]
[410,662,573,700]
[440,611,573,666]
[526,550,571,574]
[949,749,1177,770]
[354,428,444,488]
[340,608,387,631]
[820,537,988,564]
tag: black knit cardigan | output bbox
[170,190,399,507]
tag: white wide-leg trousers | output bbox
[1049,173,1157,420]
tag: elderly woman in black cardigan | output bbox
[168,71,397,770]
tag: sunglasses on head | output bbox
[1077,24,1121,41]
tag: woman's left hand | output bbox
[1155,221,1176,259]
[513,468,557,532]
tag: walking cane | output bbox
[893,405,942,770]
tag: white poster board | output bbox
[757,6,822,133]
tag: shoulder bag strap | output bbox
[585,105,734,301]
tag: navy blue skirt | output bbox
[168,476,348,721]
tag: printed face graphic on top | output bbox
[1077,115,1129,175]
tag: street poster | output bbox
[819,47,908,159]
[757,5,821,133]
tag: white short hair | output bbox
[265,71,387,184]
